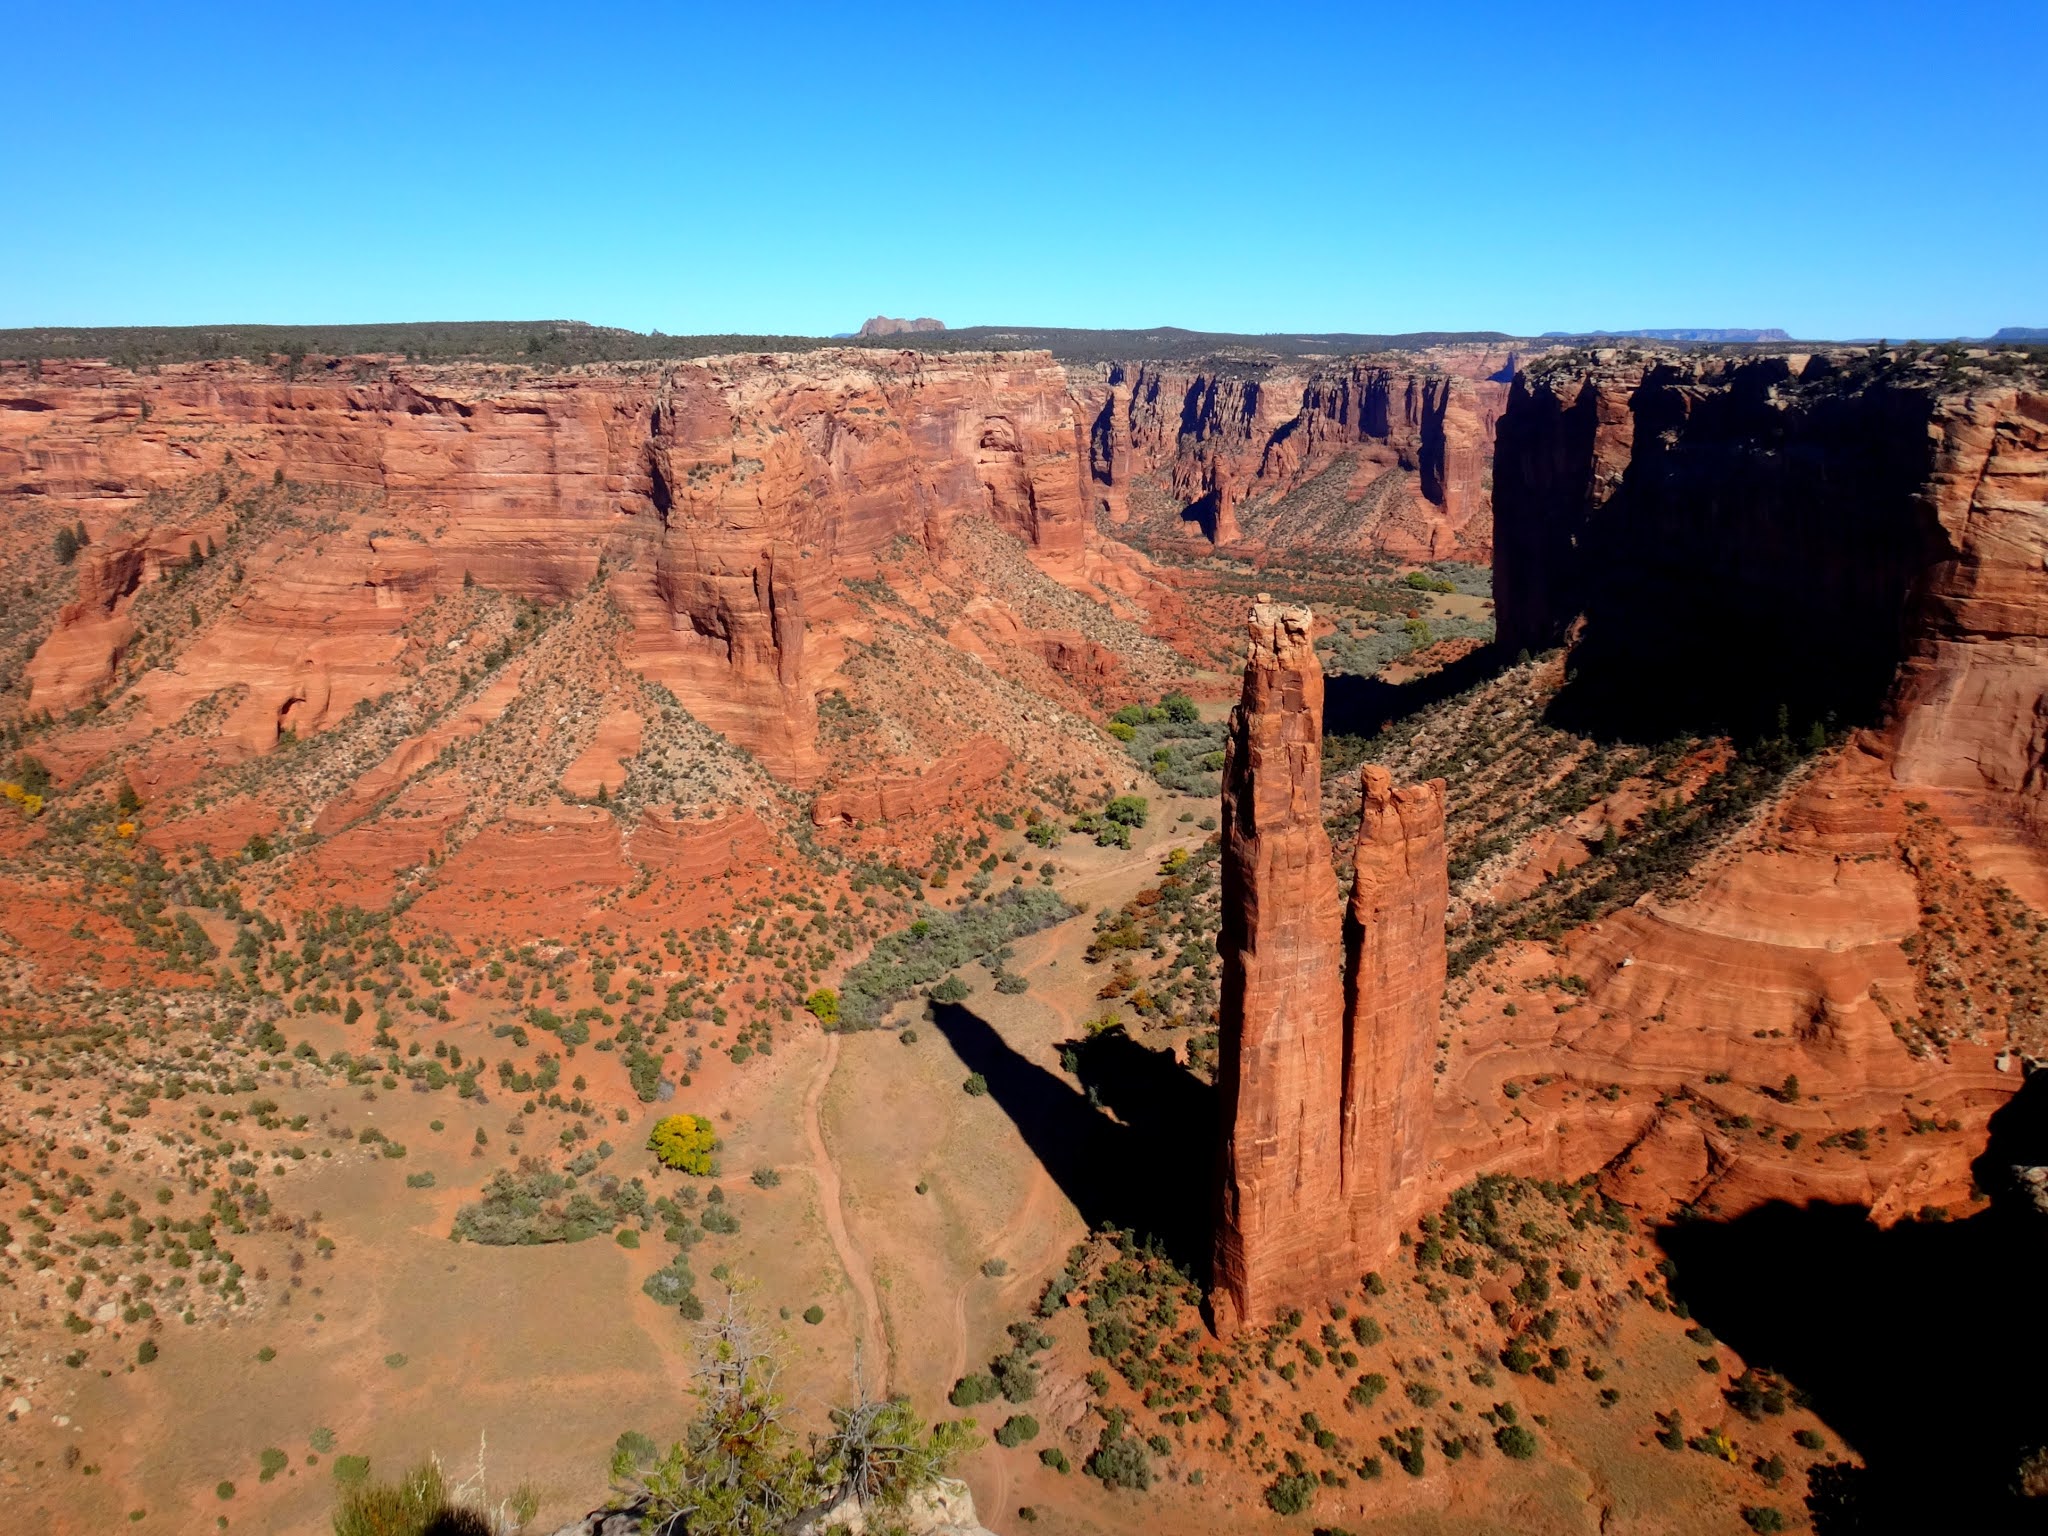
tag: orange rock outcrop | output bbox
[1212,600,1447,1332]
[1,350,1094,783]
[1341,766,1448,1258]
[1085,349,1513,561]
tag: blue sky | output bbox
[6,1,2041,339]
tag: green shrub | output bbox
[949,1373,999,1408]
[1494,1424,1538,1460]
[136,1339,157,1365]
[453,1161,648,1245]
[1103,795,1149,828]
[1038,1447,1069,1474]
[1265,1472,1316,1515]
[837,889,1073,1027]
[963,1073,989,1097]
[750,1167,782,1189]
[1084,1425,1151,1491]
[1742,1509,1786,1535]
[995,1414,1040,1447]
[333,1454,372,1487]
[216,1481,236,1500]
[615,1228,640,1249]
[803,1305,824,1325]
[259,1447,288,1482]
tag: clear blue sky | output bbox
[6,1,2041,339]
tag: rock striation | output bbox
[1341,766,1449,1258]
[1084,349,1512,561]
[1212,599,1447,1332]
[1,350,1092,782]
[1491,353,2048,790]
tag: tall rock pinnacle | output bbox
[1212,599,1350,1334]
[1342,765,1448,1257]
[1212,599,1449,1334]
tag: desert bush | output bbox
[648,1114,718,1174]
[451,1159,646,1245]
[1084,1418,1151,1492]
[803,1305,824,1325]
[1265,1471,1315,1514]
[1494,1424,1538,1459]
[949,1373,999,1408]
[995,1414,1039,1447]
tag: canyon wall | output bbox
[0,351,1093,781]
[1083,349,1513,562]
[1212,600,1446,1332]
[1491,355,2048,785]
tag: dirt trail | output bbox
[802,1031,892,1389]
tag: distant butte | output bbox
[856,315,946,337]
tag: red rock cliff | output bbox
[1489,352,2048,828]
[0,350,1092,782]
[1086,349,1511,562]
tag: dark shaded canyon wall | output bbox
[1213,601,1447,1333]
[1492,356,2048,754]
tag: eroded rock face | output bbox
[1084,350,1511,561]
[1490,356,2048,791]
[1213,602,1449,1332]
[2,351,1092,782]
[1212,599,1352,1333]
[1342,766,1448,1258]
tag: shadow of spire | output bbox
[929,1001,1215,1283]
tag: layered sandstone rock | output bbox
[1341,766,1448,1258]
[1430,352,2048,1233]
[1084,349,1512,561]
[809,735,1011,827]
[1212,601,1449,1332]
[1,351,1093,782]
[1212,600,1352,1333]
[1489,352,2048,825]
[855,316,945,338]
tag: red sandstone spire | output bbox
[1212,600,1451,1334]
[1342,765,1448,1256]
[1211,598,1350,1334]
